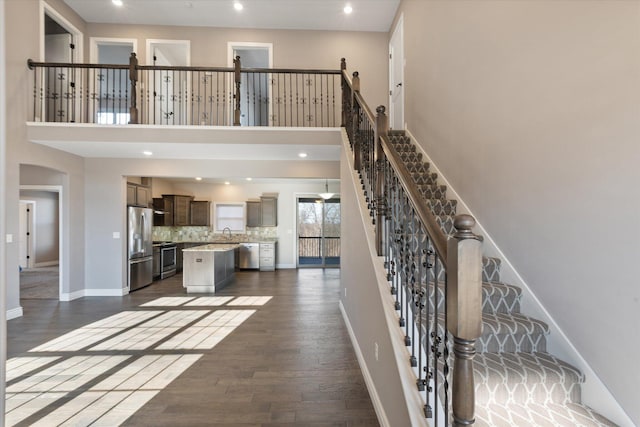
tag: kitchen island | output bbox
[182,244,238,293]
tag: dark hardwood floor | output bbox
[7,269,380,427]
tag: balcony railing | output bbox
[27,54,343,128]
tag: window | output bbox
[96,112,130,124]
[214,203,245,232]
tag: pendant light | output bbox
[318,179,334,200]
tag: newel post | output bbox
[446,214,483,427]
[351,71,361,171]
[374,105,388,256]
[233,55,241,126]
[128,52,138,124]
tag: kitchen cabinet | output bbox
[127,183,151,207]
[260,196,277,226]
[190,201,211,226]
[246,196,278,227]
[246,201,261,227]
[153,195,193,226]
[259,242,276,271]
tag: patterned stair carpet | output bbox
[388,133,617,427]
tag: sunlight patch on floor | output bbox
[140,296,196,307]
[227,296,273,306]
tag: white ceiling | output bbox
[63,0,400,32]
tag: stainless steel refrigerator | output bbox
[128,206,153,291]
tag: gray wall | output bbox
[4,0,87,312]
[393,0,640,424]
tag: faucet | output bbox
[222,227,232,240]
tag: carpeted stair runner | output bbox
[388,133,617,427]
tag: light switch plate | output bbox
[6,234,13,243]
[112,232,120,239]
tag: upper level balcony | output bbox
[26,54,349,160]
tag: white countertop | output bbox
[183,244,239,252]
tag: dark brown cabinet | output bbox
[153,195,193,226]
[190,201,211,226]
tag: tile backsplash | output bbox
[153,226,277,242]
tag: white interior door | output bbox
[147,40,190,125]
[389,16,404,130]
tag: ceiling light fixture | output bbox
[142,150,153,156]
[298,152,308,158]
[224,181,230,185]
[195,177,203,181]
[246,177,252,181]
[344,4,353,14]
[112,0,124,6]
[318,179,334,200]
[234,2,243,11]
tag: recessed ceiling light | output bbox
[224,181,230,185]
[142,150,153,156]
[112,0,124,7]
[246,177,252,181]
[195,177,202,181]
[298,152,308,158]
[344,4,353,14]
[234,2,243,11]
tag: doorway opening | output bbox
[90,38,137,124]
[39,1,83,122]
[228,42,273,126]
[297,197,341,268]
[19,188,61,300]
[146,39,191,125]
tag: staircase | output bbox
[388,132,617,427]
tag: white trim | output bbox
[39,0,84,62]
[6,307,23,321]
[59,289,84,302]
[226,41,274,68]
[84,288,129,297]
[404,128,634,427]
[90,37,138,63]
[388,14,405,130]
[33,261,59,268]
[275,263,296,269]
[145,39,191,66]
[20,185,63,302]
[339,301,390,427]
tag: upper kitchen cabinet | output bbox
[190,200,211,226]
[261,196,277,227]
[127,183,151,207]
[153,195,193,226]
[246,196,278,227]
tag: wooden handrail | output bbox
[379,133,449,261]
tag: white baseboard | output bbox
[59,290,84,301]
[339,301,390,427]
[6,306,23,320]
[405,128,633,427]
[33,261,59,268]
[276,263,296,269]
[84,288,128,297]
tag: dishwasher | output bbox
[238,243,260,269]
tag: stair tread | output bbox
[475,351,584,387]
[482,311,550,336]
[475,401,618,427]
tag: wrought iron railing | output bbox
[342,69,483,425]
[27,55,342,127]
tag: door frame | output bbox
[389,14,405,130]
[228,42,274,126]
[90,37,138,64]
[295,195,341,268]
[39,0,83,63]
[20,185,63,300]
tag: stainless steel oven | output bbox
[160,243,177,279]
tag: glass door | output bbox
[297,198,340,267]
